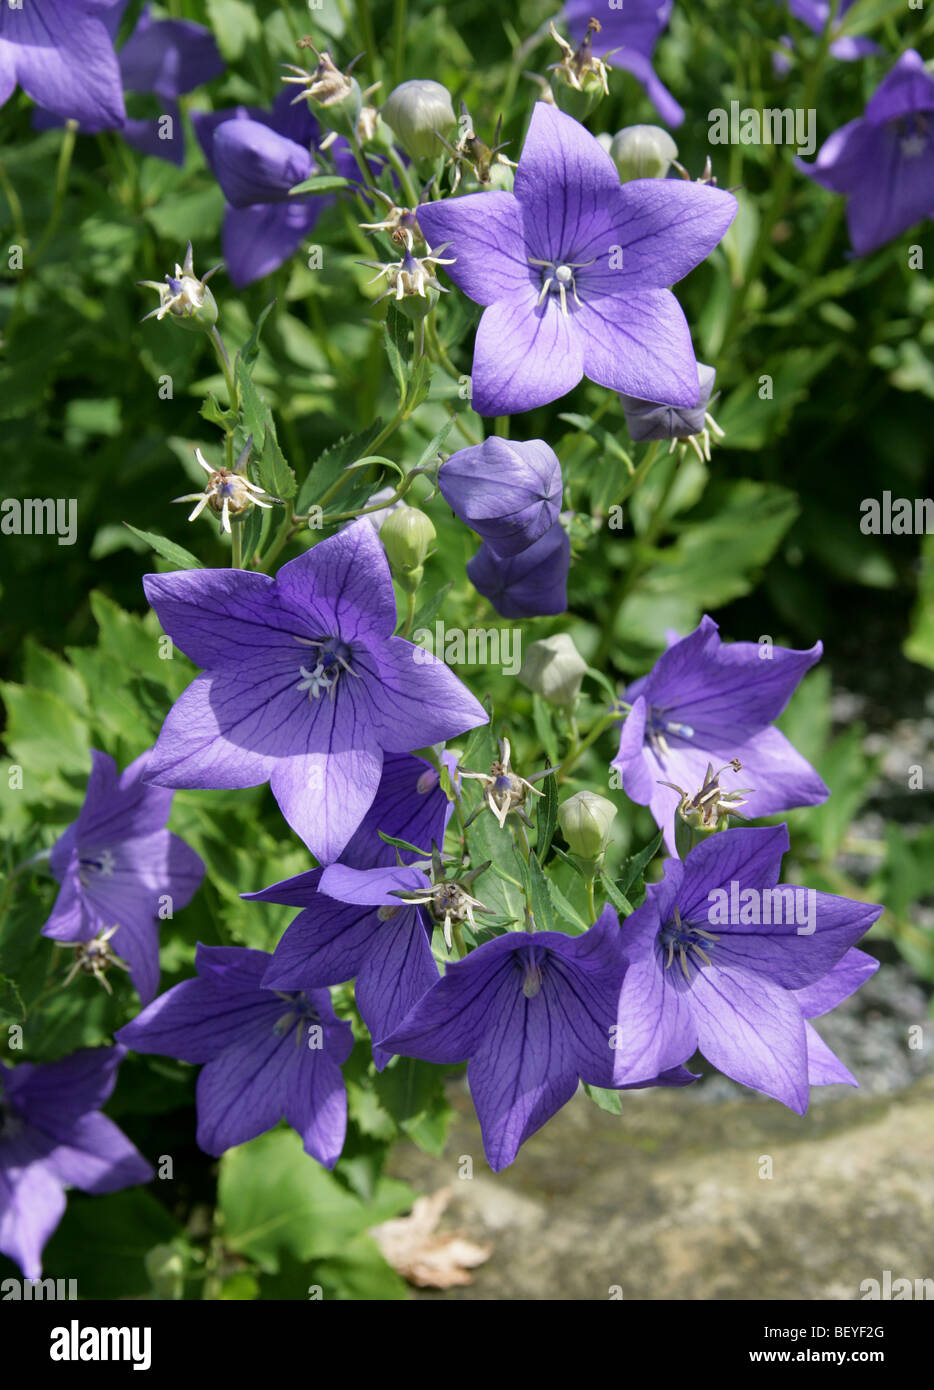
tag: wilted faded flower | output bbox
[619,362,724,460]
[359,230,455,318]
[139,242,220,331]
[282,40,362,137]
[174,442,275,535]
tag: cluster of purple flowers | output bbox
[1,2,897,1279]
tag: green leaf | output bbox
[240,299,277,371]
[617,829,663,899]
[122,524,204,569]
[532,695,559,769]
[42,1190,182,1298]
[218,1129,414,1273]
[289,174,352,195]
[258,423,297,502]
[414,415,458,469]
[1,683,89,780]
[836,0,906,35]
[583,1084,623,1115]
[235,361,268,454]
[296,420,385,514]
[534,769,558,863]
[412,580,453,632]
[528,851,556,933]
[600,871,635,919]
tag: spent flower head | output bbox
[174,440,275,535]
[461,737,544,830]
[138,242,220,331]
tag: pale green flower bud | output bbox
[518,633,588,707]
[558,790,617,859]
[609,125,679,182]
[380,505,436,591]
[382,80,456,162]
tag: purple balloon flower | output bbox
[32,3,224,163]
[247,863,439,1071]
[612,615,829,852]
[467,520,571,618]
[439,437,563,557]
[380,908,695,1171]
[0,1046,152,1279]
[612,827,883,1111]
[0,0,125,128]
[564,0,684,126]
[41,749,204,1005]
[619,361,717,441]
[142,519,487,865]
[117,945,353,1166]
[797,50,934,256]
[417,102,736,417]
[192,91,357,286]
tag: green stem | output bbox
[230,524,243,569]
[401,588,417,638]
[386,145,419,207]
[554,711,618,783]
[33,121,77,261]
[493,415,510,439]
[391,0,407,87]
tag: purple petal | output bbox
[275,519,398,647]
[142,567,281,671]
[0,1143,66,1280]
[587,181,736,291]
[282,1050,347,1167]
[119,10,224,98]
[41,1113,153,1193]
[690,962,809,1112]
[470,294,584,416]
[318,862,432,906]
[212,118,314,208]
[794,947,879,1017]
[513,103,622,264]
[222,199,322,287]
[612,952,698,1083]
[338,752,454,868]
[416,191,532,305]
[805,1022,856,1086]
[361,636,488,751]
[0,0,125,127]
[575,288,700,406]
[467,522,570,618]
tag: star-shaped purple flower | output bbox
[797,50,934,256]
[380,909,695,1171]
[611,826,882,1110]
[564,0,684,125]
[34,2,224,164]
[192,91,358,286]
[0,0,125,128]
[41,749,204,1004]
[417,103,736,417]
[612,615,829,853]
[142,519,487,865]
[117,945,353,1166]
[0,1045,152,1279]
[247,863,439,1071]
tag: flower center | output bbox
[894,113,929,158]
[527,256,594,317]
[518,946,547,999]
[295,635,357,702]
[658,907,719,982]
[646,709,696,760]
[78,848,116,884]
[272,991,321,1047]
